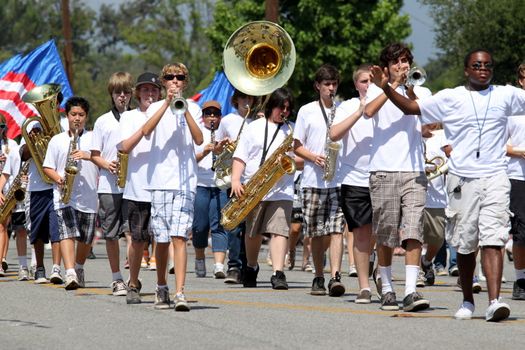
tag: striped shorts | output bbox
[150,190,194,243]
[369,171,427,248]
[301,187,345,237]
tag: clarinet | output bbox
[210,121,216,171]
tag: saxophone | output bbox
[116,150,129,188]
[0,162,29,224]
[61,128,79,204]
[220,118,296,231]
[322,94,341,181]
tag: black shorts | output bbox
[126,199,152,242]
[510,179,525,246]
[340,184,372,231]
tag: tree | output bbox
[422,0,525,89]
[207,0,412,108]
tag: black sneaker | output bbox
[224,268,242,284]
[517,278,525,290]
[380,291,399,311]
[243,265,259,288]
[126,287,141,304]
[512,281,525,300]
[311,276,326,295]
[421,260,435,286]
[402,292,430,312]
[2,259,8,272]
[328,271,345,297]
[270,271,288,290]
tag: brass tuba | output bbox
[215,21,296,190]
[221,119,296,231]
[21,84,63,184]
[0,162,29,224]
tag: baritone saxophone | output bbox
[220,119,296,231]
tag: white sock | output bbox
[53,264,61,271]
[405,265,419,296]
[31,248,36,267]
[66,268,76,276]
[360,287,371,292]
[515,268,525,281]
[18,256,27,268]
[75,263,84,270]
[112,272,123,281]
[157,284,168,290]
[379,265,393,294]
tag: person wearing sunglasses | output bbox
[369,48,525,322]
[141,62,203,311]
[90,72,134,297]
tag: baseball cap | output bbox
[136,72,161,89]
[202,100,221,111]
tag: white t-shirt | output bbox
[295,101,340,188]
[334,98,374,187]
[118,108,152,202]
[233,117,294,201]
[367,83,431,172]
[418,85,525,178]
[91,110,122,194]
[216,112,252,141]
[19,138,53,192]
[144,99,200,192]
[506,115,525,181]
[2,141,24,213]
[194,126,216,188]
[424,129,447,208]
[43,130,98,212]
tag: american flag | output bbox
[0,40,73,139]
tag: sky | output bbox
[85,0,438,65]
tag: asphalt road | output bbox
[1,239,524,349]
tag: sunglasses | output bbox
[470,62,493,71]
[0,124,6,129]
[203,109,221,117]
[163,74,186,81]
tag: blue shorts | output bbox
[26,189,59,244]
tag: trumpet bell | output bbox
[223,21,296,96]
[407,67,427,87]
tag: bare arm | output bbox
[90,150,117,174]
[120,128,145,154]
[142,100,169,137]
[230,157,246,198]
[330,98,366,141]
[43,167,63,186]
[506,144,525,158]
[293,139,325,169]
[195,142,214,163]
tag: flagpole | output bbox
[265,0,279,23]
[61,0,74,91]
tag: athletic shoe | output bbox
[224,268,242,284]
[242,265,259,288]
[435,266,447,276]
[472,276,482,294]
[34,267,48,284]
[64,273,80,290]
[49,266,63,285]
[421,261,435,286]
[449,265,459,276]
[485,299,510,322]
[355,289,372,304]
[1,259,8,272]
[111,279,128,296]
[512,281,525,300]
[454,301,475,320]
[213,263,226,279]
[0,267,5,277]
[348,265,358,277]
[416,270,426,288]
[75,268,85,288]
[148,257,157,271]
[154,286,171,309]
[195,258,206,278]
[140,257,149,268]
[328,271,345,297]
[270,270,288,290]
[126,287,141,304]
[311,276,326,296]
[402,292,430,312]
[18,267,30,281]
[175,293,190,312]
[380,292,399,311]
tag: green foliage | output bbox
[422,0,525,89]
[208,0,411,107]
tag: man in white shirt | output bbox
[364,43,431,313]
[294,64,346,297]
[370,48,525,322]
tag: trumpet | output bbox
[406,66,427,87]
[170,92,188,116]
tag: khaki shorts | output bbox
[422,208,445,247]
[446,172,510,255]
[246,200,292,238]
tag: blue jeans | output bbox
[192,186,228,252]
[434,240,457,270]
[224,188,246,270]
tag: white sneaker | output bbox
[49,266,63,285]
[348,265,357,277]
[65,273,80,290]
[175,292,190,312]
[455,301,475,320]
[75,268,85,288]
[214,263,225,279]
[18,267,30,281]
[111,279,128,296]
[195,259,206,278]
[485,298,510,322]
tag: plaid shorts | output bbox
[370,171,427,248]
[150,190,194,243]
[57,207,97,244]
[301,187,345,237]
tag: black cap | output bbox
[136,72,161,89]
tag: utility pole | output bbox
[61,0,74,91]
[265,0,279,23]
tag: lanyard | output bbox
[318,100,329,126]
[260,118,283,166]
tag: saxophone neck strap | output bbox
[318,100,329,126]
[111,106,122,122]
[260,118,283,166]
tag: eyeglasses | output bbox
[470,62,494,70]
[0,124,6,129]
[163,74,186,81]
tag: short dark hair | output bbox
[379,43,413,68]
[65,96,90,115]
[264,87,294,118]
[231,89,250,109]
[464,48,493,68]
[314,64,340,89]
[517,63,525,80]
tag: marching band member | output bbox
[294,64,346,297]
[231,87,295,290]
[43,97,98,290]
[90,72,133,296]
[117,72,162,304]
[142,62,203,311]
